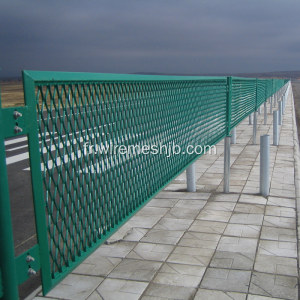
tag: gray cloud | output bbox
[1,0,300,78]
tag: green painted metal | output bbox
[0,85,19,299]
[0,70,289,298]
[15,244,40,285]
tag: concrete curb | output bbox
[290,84,300,294]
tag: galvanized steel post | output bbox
[224,76,232,193]
[230,127,236,144]
[186,163,196,192]
[260,135,270,197]
[273,110,279,146]
[278,101,282,125]
[270,96,273,114]
[253,111,257,144]
[224,136,231,193]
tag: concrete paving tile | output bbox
[230,213,263,225]
[167,246,214,266]
[260,227,297,242]
[194,289,247,300]
[197,210,232,222]
[210,250,255,270]
[147,198,179,208]
[200,268,251,293]
[224,224,261,238]
[165,207,200,219]
[126,215,162,228]
[174,199,207,210]
[257,240,297,258]
[269,188,295,198]
[263,216,296,229]
[153,263,206,287]
[153,217,193,231]
[126,243,174,261]
[265,206,295,218]
[178,232,221,249]
[123,228,149,242]
[108,259,162,281]
[247,295,282,300]
[267,197,295,208]
[249,272,298,300]
[204,202,236,212]
[86,291,103,300]
[136,207,169,217]
[189,220,227,234]
[180,192,211,200]
[209,193,240,202]
[46,274,104,300]
[239,194,267,205]
[217,236,258,254]
[93,241,136,258]
[141,229,184,245]
[234,203,265,214]
[254,254,298,276]
[73,256,122,276]
[97,278,148,300]
[142,283,197,299]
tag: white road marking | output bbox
[6,152,29,165]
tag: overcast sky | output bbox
[1,0,300,78]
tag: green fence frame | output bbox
[0,71,288,299]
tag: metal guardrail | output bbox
[0,71,288,299]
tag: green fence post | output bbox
[0,87,19,299]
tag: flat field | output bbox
[0,80,24,107]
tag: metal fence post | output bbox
[0,115,19,299]
[260,135,270,197]
[224,136,231,193]
[278,101,282,125]
[253,111,257,144]
[264,101,267,125]
[224,76,232,193]
[273,110,279,146]
[270,96,273,114]
[230,127,236,144]
[186,163,196,192]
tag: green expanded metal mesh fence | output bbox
[0,71,288,299]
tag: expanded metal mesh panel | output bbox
[230,78,256,128]
[35,79,227,278]
[257,79,266,107]
[0,271,3,298]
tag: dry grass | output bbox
[0,80,24,108]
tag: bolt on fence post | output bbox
[273,110,279,146]
[260,134,270,197]
[264,101,267,125]
[230,127,236,144]
[278,101,282,125]
[186,163,196,192]
[249,113,253,125]
[253,111,257,144]
[224,136,231,193]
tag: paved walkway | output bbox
[34,86,299,300]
